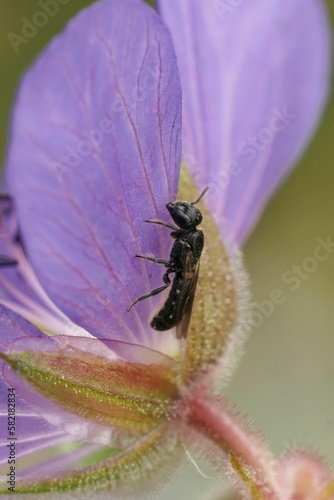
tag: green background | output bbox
[0,1,333,497]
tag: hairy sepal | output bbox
[0,424,181,495]
[177,166,241,383]
[1,336,179,435]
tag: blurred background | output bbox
[0,1,333,498]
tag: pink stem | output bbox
[184,388,282,498]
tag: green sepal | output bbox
[1,342,179,434]
[0,424,181,495]
[178,166,239,382]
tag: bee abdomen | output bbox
[151,275,183,331]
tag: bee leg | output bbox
[144,219,178,231]
[135,255,169,266]
[127,275,171,312]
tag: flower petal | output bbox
[158,0,331,242]
[0,303,43,351]
[0,378,71,465]
[19,443,104,479]
[0,172,53,324]
[6,0,182,347]
[4,424,181,496]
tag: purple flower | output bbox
[0,0,330,496]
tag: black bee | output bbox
[128,187,208,339]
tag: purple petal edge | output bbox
[158,0,331,243]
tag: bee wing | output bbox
[175,251,200,340]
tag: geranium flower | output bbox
[0,0,331,497]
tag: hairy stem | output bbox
[184,389,282,499]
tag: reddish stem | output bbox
[183,388,282,499]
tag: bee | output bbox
[128,187,208,339]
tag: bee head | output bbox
[166,201,203,229]
[166,187,208,230]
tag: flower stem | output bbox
[184,389,282,499]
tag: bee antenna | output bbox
[190,186,209,205]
